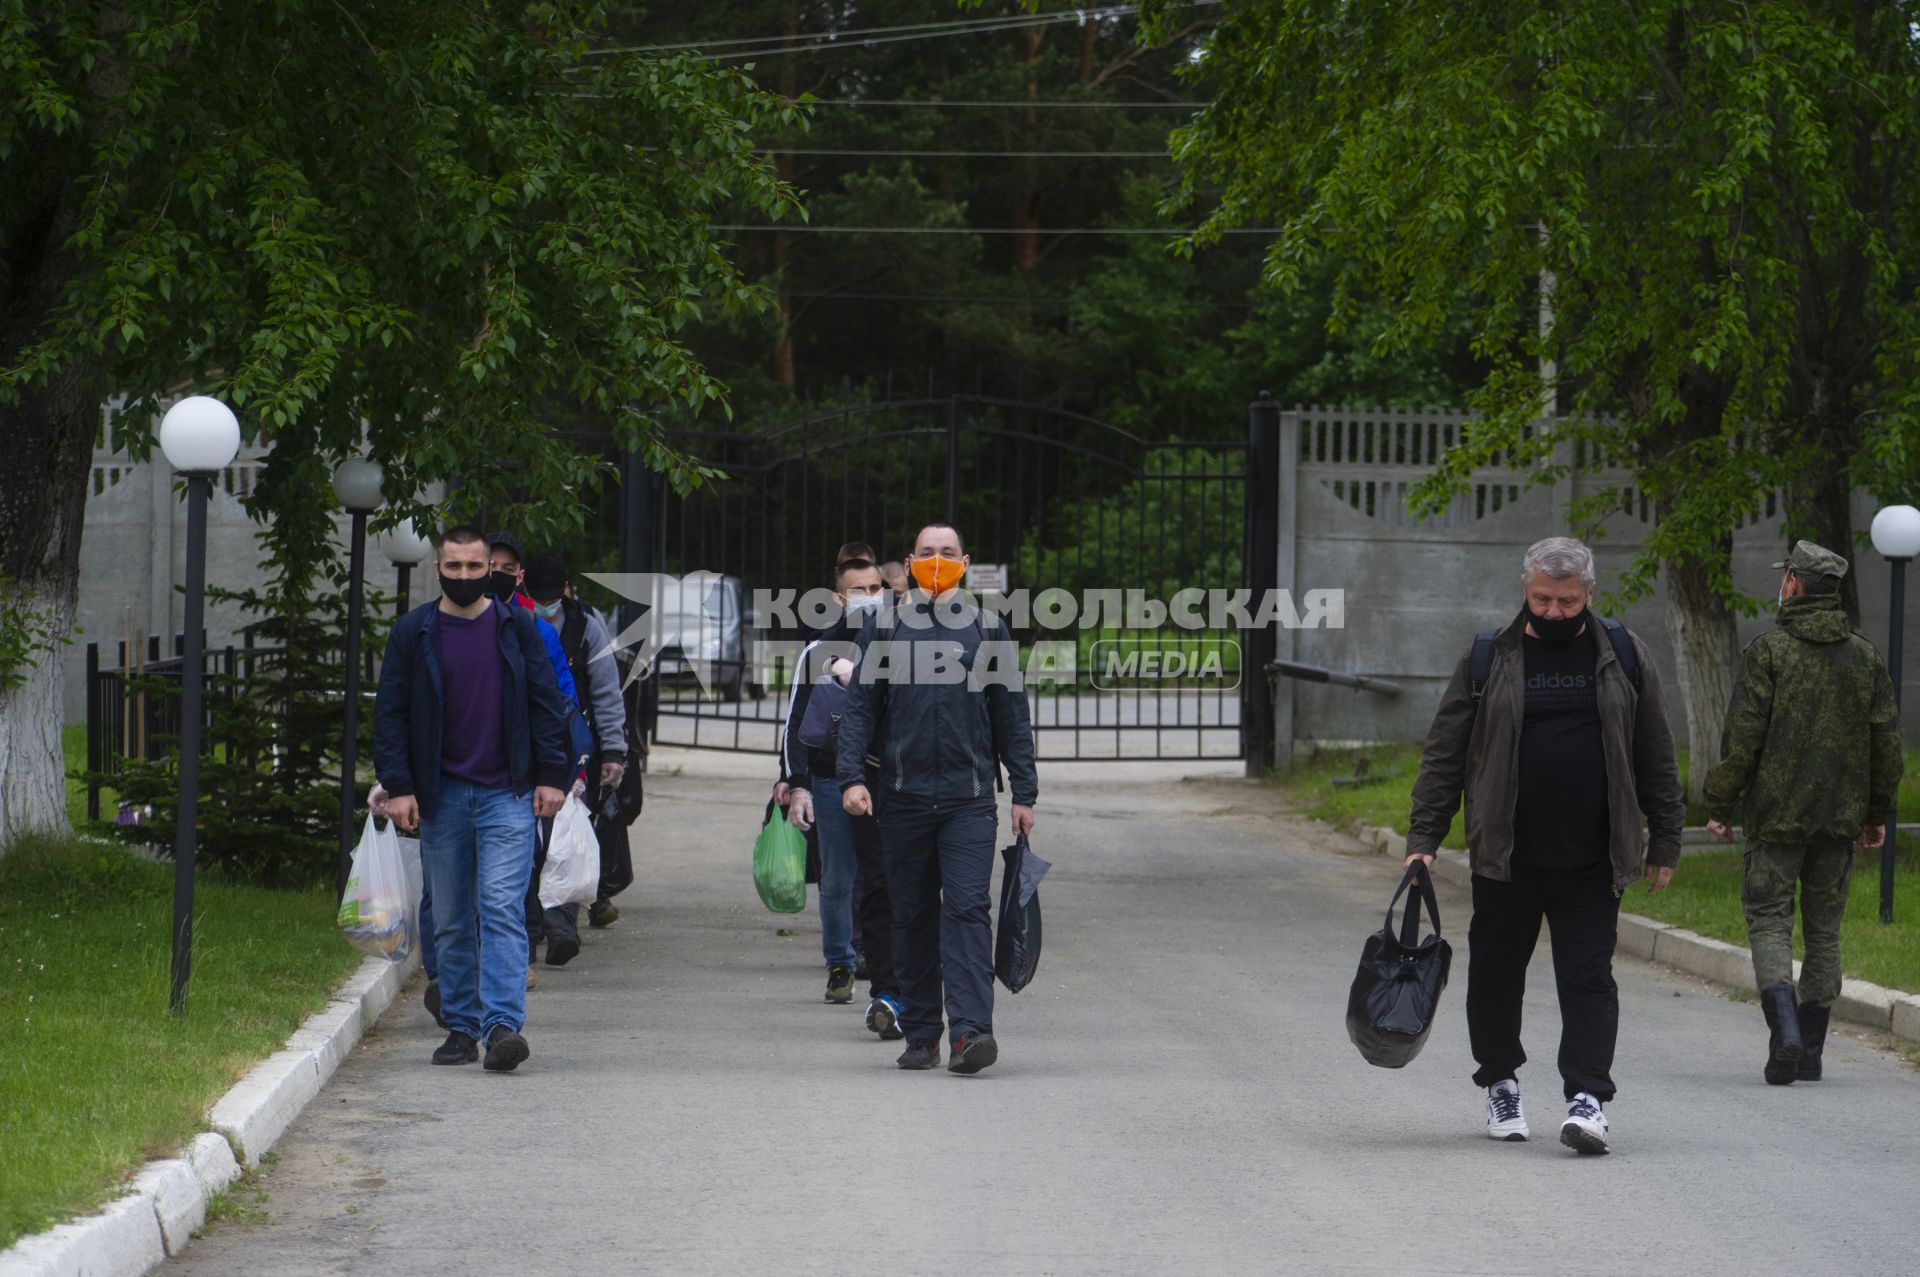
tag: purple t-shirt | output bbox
[438,607,511,788]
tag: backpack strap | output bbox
[558,602,597,737]
[1470,618,1641,704]
[1468,629,1499,701]
[1599,616,1641,693]
[974,610,1007,793]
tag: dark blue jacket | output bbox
[373,598,573,819]
[835,597,1039,806]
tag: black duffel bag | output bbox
[1345,861,1452,1068]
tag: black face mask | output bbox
[487,570,520,600]
[1526,605,1589,645]
[440,573,488,608]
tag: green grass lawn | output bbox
[0,833,361,1248]
[1276,742,1466,849]
[1277,743,1920,848]
[62,723,111,831]
[1630,851,1920,994]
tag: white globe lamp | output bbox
[157,396,241,474]
[1870,504,1920,561]
[331,457,384,513]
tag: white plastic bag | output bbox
[338,814,415,963]
[539,794,601,909]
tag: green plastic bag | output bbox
[753,799,808,913]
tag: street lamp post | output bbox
[1869,504,1920,924]
[332,458,384,898]
[157,396,242,1015]
[380,518,433,617]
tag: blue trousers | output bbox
[807,776,861,970]
[878,794,997,1044]
[418,777,535,1038]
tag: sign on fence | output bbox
[966,563,1010,594]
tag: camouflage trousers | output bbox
[1740,839,1855,1008]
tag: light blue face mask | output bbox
[534,599,563,622]
[845,593,883,615]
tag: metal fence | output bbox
[83,632,281,823]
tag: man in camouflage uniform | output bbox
[1703,540,1901,1085]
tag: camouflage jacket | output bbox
[1703,596,1901,842]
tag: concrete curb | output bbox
[1345,820,1920,1048]
[0,949,419,1277]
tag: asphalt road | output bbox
[173,750,1920,1276]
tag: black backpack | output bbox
[1468,616,1640,702]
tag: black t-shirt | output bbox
[1512,631,1610,867]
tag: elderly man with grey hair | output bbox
[1405,535,1685,1155]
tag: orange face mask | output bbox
[910,554,966,595]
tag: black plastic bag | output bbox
[994,834,1050,992]
[1345,861,1452,1069]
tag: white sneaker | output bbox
[1559,1092,1610,1154]
[1485,1079,1528,1142]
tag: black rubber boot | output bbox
[1797,1004,1830,1081]
[1760,983,1803,1085]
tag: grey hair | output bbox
[1520,536,1597,589]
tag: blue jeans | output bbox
[807,776,860,970]
[419,776,535,1038]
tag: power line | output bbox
[785,291,1267,310]
[695,3,1221,64]
[712,224,1274,236]
[788,99,1205,108]
[692,18,1112,63]
[758,147,1169,159]
[594,4,1136,55]
[590,3,1213,59]
[562,90,1205,108]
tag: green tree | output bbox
[659,2,1481,474]
[1147,0,1920,796]
[0,2,799,846]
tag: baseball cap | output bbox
[523,555,568,600]
[486,530,526,566]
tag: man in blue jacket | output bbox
[406,531,586,1013]
[375,525,571,1072]
[837,522,1039,1075]
[484,531,593,968]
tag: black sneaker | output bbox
[825,966,855,1004]
[423,979,446,1030]
[588,900,620,928]
[545,934,581,967]
[896,1039,940,1070]
[947,1033,999,1075]
[482,1026,531,1072]
[430,1031,477,1065]
[853,949,870,982]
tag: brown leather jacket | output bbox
[1406,612,1686,892]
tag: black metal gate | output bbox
[588,394,1269,763]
